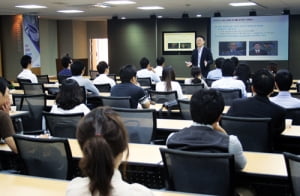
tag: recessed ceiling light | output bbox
[57,10,84,13]
[229,2,257,7]
[137,6,164,10]
[15,5,47,9]
[196,14,202,17]
[103,1,136,5]
[94,3,111,8]
[121,17,126,19]
[157,15,163,18]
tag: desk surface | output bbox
[9,111,29,118]
[282,125,300,137]
[0,174,199,196]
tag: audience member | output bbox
[211,59,247,97]
[17,55,38,83]
[58,54,72,77]
[267,62,278,76]
[154,56,165,78]
[111,64,150,108]
[230,56,239,68]
[227,69,286,138]
[69,61,99,96]
[207,57,224,80]
[184,66,208,89]
[50,79,90,115]
[137,57,160,83]
[234,63,252,91]
[93,61,116,87]
[156,65,184,99]
[66,107,153,196]
[167,89,246,170]
[270,69,300,108]
[0,77,17,153]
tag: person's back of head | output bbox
[0,77,8,97]
[215,57,225,69]
[20,55,32,69]
[76,106,129,196]
[275,69,293,91]
[190,66,202,84]
[56,79,83,110]
[230,56,239,68]
[139,57,149,69]
[267,62,278,75]
[252,69,274,96]
[162,65,176,91]
[61,54,72,69]
[156,56,165,66]
[221,59,235,77]
[71,61,85,76]
[119,64,136,83]
[235,63,251,84]
[97,61,109,74]
[190,89,224,125]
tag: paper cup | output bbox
[10,105,16,113]
[285,119,292,129]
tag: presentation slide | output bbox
[211,15,289,61]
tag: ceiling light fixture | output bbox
[137,6,164,10]
[196,14,202,17]
[120,16,126,19]
[15,5,47,9]
[229,2,257,7]
[94,3,111,8]
[57,10,84,13]
[103,1,136,5]
[157,15,163,18]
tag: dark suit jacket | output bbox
[191,47,213,78]
[249,49,268,55]
[226,95,286,137]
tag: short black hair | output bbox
[230,56,239,67]
[20,55,32,69]
[97,61,109,74]
[190,89,224,124]
[71,61,85,76]
[140,57,149,69]
[215,57,225,69]
[252,69,274,96]
[119,64,137,83]
[61,55,72,68]
[156,57,165,66]
[221,59,235,76]
[275,69,293,91]
[197,35,206,41]
[0,77,8,96]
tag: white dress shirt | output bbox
[154,66,163,77]
[211,76,247,98]
[270,91,300,109]
[207,68,222,80]
[155,81,184,99]
[17,69,38,83]
[93,74,116,87]
[137,69,161,83]
[50,103,90,115]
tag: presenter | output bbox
[186,35,213,78]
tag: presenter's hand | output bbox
[185,61,192,67]
[204,60,208,67]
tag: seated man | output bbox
[58,54,72,77]
[0,77,17,153]
[69,61,99,96]
[111,64,150,109]
[17,55,38,83]
[227,69,286,138]
[137,57,161,83]
[167,89,246,170]
[211,59,247,98]
[92,61,116,87]
[207,57,224,80]
[154,56,165,78]
[270,69,300,108]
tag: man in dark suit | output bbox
[249,43,268,55]
[227,69,286,139]
[186,35,213,78]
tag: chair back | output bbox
[296,83,300,92]
[101,96,131,108]
[95,83,111,92]
[205,78,216,87]
[178,99,192,120]
[89,70,99,80]
[57,75,70,83]
[214,88,242,106]
[160,148,234,196]
[13,134,73,180]
[180,83,204,94]
[291,92,300,100]
[43,112,84,138]
[137,77,152,87]
[17,78,32,89]
[23,83,45,95]
[284,152,300,196]
[12,94,46,134]
[221,115,272,152]
[148,90,178,103]
[286,108,300,125]
[113,107,156,144]
[107,74,117,82]
[37,75,50,83]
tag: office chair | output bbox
[100,96,131,108]
[17,78,32,89]
[148,90,178,104]
[37,75,50,84]
[286,108,300,125]
[180,83,204,94]
[178,99,192,120]
[283,152,300,196]
[214,88,242,106]
[22,83,45,95]
[95,83,111,92]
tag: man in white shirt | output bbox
[270,69,300,108]
[93,61,116,87]
[137,57,160,83]
[17,55,38,83]
[211,59,247,98]
[207,57,224,80]
[154,56,165,78]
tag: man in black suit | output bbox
[227,69,286,139]
[249,43,268,55]
[186,35,213,78]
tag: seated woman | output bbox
[155,65,184,99]
[184,66,208,89]
[66,107,153,196]
[50,79,90,115]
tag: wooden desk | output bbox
[0,174,199,196]
[282,125,300,137]
[156,119,193,130]
[9,111,29,118]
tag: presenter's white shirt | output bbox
[17,69,38,83]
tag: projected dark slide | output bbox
[211,15,289,61]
